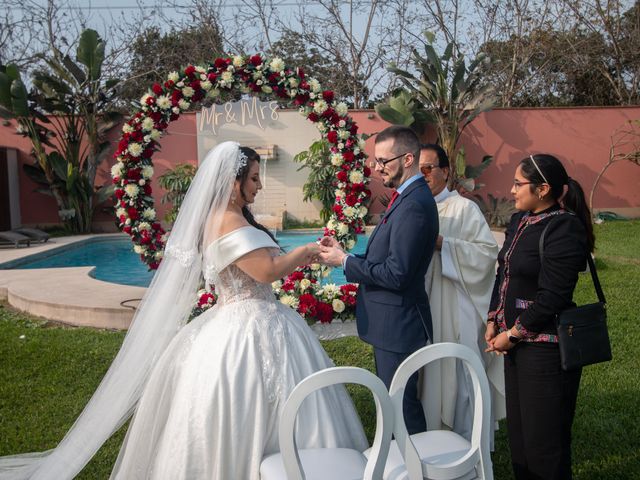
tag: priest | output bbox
[419,144,505,442]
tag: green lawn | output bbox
[1,220,638,479]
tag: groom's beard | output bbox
[383,166,404,188]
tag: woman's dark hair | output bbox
[520,154,595,252]
[237,146,278,243]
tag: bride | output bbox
[0,142,367,479]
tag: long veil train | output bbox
[0,142,240,479]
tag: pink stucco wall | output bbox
[1,106,639,228]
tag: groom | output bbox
[319,125,438,434]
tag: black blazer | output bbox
[345,177,438,353]
[489,206,588,337]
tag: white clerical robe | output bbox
[422,189,505,443]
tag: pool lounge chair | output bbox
[0,231,31,248]
[13,227,50,243]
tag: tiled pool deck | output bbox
[0,231,505,330]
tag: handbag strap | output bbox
[538,214,606,304]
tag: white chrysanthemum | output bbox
[323,283,340,295]
[156,95,171,109]
[313,99,328,114]
[182,86,194,98]
[178,99,190,110]
[359,205,368,216]
[289,77,299,88]
[344,206,356,218]
[269,57,285,72]
[332,299,345,313]
[124,184,139,198]
[349,170,364,183]
[327,218,337,231]
[310,263,321,271]
[168,71,180,82]
[128,143,143,157]
[116,207,126,217]
[138,221,151,231]
[201,80,212,91]
[338,129,350,140]
[299,279,311,291]
[208,88,220,98]
[110,162,123,178]
[122,124,133,134]
[141,117,155,131]
[140,93,152,105]
[335,189,345,198]
[142,207,156,220]
[271,280,283,290]
[133,245,145,254]
[279,294,299,309]
[232,55,244,67]
[141,165,154,179]
[358,138,366,150]
[335,102,348,116]
[150,129,161,141]
[221,71,233,83]
[330,153,343,167]
[336,222,349,236]
[172,107,180,115]
[346,239,356,250]
[195,66,206,74]
[155,250,163,259]
[308,78,321,93]
[261,85,273,94]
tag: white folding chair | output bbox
[260,366,394,480]
[366,343,493,480]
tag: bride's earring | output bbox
[231,192,237,204]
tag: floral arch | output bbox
[111,55,371,323]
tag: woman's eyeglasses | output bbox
[513,180,535,190]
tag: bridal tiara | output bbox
[235,150,248,175]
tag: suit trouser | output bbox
[374,347,427,435]
[504,342,582,480]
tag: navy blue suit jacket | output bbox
[345,177,438,353]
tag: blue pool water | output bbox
[5,232,369,287]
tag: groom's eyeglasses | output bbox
[371,152,410,169]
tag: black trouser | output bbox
[504,342,582,480]
[374,347,427,435]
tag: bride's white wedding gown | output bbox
[110,226,368,479]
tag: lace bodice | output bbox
[203,226,279,306]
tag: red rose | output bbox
[332,204,343,215]
[300,81,310,91]
[149,261,160,270]
[169,113,179,121]
[343,151,355,163]
[122,225,131,234]
[327,130,338,143]
[250,54,263,66]
[115,189,125,200]
[184,65,196,76]
[297,67,305,79]
[345,194,358,206]
[150,112,162,122]
[315,302,334,324]
[350,123,359,134]
[336,170,348,182]
[145,96,155,106]
[164,80,175,89]
[364,166,371,177]
[207,72,217,82]
[298,293,318,315]
[289,271,305,281]
[281,281,294,292]
[190,80,201,91]
[307,112,319,122]
[152,83,163,95]
[322,90,334,103]
[144,184,152,195]
[214,58,227,70]
[127,207,138,220]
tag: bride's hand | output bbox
[303,243,321,264]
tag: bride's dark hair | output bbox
[237,146,278,243]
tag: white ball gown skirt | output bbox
[109,296,368,479]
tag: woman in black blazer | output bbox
[485,154,595,480]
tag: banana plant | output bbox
[0,29,120,233]
[377,31,497,186]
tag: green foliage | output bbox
[282,214,324,230]
[0,28,121,234]
[471,193,517,228]
[293,139,336,223]
[157,163,197,224]
[454,146,493,192]
[377,32,497,186]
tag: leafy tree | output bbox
[293,139,336,223]
[118,23,224,105]
[0,29,121,233]
[158,163,197,224]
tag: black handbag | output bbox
[539,216,612,371]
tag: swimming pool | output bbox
[2,232,369,287]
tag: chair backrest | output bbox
[279,366,394,480]
[389,343,493,480]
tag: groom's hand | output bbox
[319,245,347,267]
[319,236,339,248]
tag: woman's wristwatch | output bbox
[508,328,522,344]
